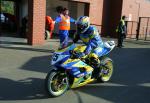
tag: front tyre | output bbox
[45,70,69,97]
[98,57,113,82]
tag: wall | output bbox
[89,0,103,25]
[71,0,103,32]
[27,0,45,45]
[122,0,150,22]
[122,0,150,38]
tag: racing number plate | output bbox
[52,53,60,61]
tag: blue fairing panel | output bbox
[93,47,111,57]
[70,67,81,77]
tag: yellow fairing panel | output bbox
[63,59,79,65]
[81,37,89,43]
[71,77,95,88]
[74,45,86,53]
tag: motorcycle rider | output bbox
[73,16,104,78]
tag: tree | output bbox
[1,1,14,14]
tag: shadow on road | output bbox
[0,37,54,53]
[20,47,150,102]
[21,55,52,73]
[75,47,150,103]
[124,40,150,45]
[0,41,27,45]
[0,77,48,100]
[76,83,150,103]
[1,46,150,102]
[0,46,54,53]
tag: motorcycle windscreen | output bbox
[51,52,70,65]
[93,47,111,57]
[51,44,76,65]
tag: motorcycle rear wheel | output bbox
[45,70,69,97]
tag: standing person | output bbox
[20,16,28,38]
[45,16,54,39]
[116,15,127,48]
[54,7,76,49]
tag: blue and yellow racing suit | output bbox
[73,26,104,78]
[74,25,103,55]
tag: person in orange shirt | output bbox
[46,16,54,39]
[54,8,76,49]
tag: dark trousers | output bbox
[118,33,125,47]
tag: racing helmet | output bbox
[76,16,90,33]
[88,53,100,67]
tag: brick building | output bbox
[1,0,150,45]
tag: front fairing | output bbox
[61,58,88,68]
[51,43,93,77]
[51,43,76,65]
[61,58,93,77]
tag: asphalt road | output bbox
[0,37,150,103]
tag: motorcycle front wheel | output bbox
[45,70,69,97]
[98,57,113,82]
